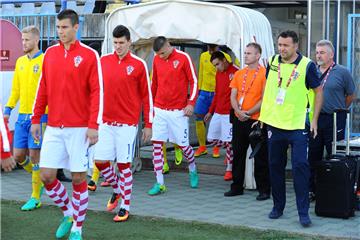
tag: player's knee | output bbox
[40,171,56,185]
[13,153,27,163]
[71,173,86,184]
[29,151,40,164]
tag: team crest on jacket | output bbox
[33,64,40,73]
[229,73,234,81]
[173,60,179,69]
[74,56,83,67]
[127,65,134,75]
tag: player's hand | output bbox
[183,105,194,117]
[31,124,41,142]
[310,120,318,139]
[204,113,212,122]
[87,128,98,145]
[142,127,152,143]
[4,114,10,121]
[1,157,16,172]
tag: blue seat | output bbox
[66,1,77,11]
[2,3,15,16]
[20,2,36,15]
[82,0,95,14]
[40,2,56,14]
[124,0,141,5]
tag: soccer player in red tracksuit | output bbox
[0,103,16,172]
[204,51,239,182]
[148,36,199,195]
[31,10,102,240]
[93,25,153,222]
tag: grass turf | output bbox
[1,199,331,240]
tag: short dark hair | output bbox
[210,51,226,62]
[57,9,79,26]
[246,42,262,55]
[112,25,131,40]
[153,36,167,52]
[278,30,298,43]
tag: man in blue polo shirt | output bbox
[308,40,356,201]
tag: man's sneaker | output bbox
[174,146,183,165]
[100,180,110,187]
[107,192,121,212]
[212,146,220,158]
[148,183,166,195]
[268,209,283,219]
[189,170,199,188]
[162,162,170,174]
[21,198,41,211]
[194,146,207,157]
[299,215,312,227]
[113,208,129,222]
[224,171,232,181]
[68,230,82,240]
[55,216,73,238]
[87,180,97,192]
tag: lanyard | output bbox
[241,65,260,95]
[277,63,298,88]
[321,62,335,88]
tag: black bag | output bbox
[315,110,360,219]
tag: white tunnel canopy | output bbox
[102,0,275,66]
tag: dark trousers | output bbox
[231,118,270,194]
[267,125,310,217]
[308,112,346,193]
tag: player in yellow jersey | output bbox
[194,44,234,158]
[4,26,47,211]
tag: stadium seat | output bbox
[2,3,15,16]
[83,0,95,14]
[20,3,36,15]
[40,2,56,14]
[66,1,77,11]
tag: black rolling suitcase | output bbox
[315,110,360,219]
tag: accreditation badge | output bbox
[275,88,286,105]
[238,96,244,109]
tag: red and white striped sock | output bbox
[71,181,88,233]
[117,163,132,211]
[152,141,164,185]
[225,142,233,171]
[45,179,73,217]
[95,161,121,195]
[179,145,196,172]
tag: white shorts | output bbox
[40,126,90,172]
[207,113,232,142]
[151,107,189,146]
[94,124,137,163]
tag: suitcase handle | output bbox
[332,109,351,156]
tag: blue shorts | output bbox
[14,114,48,149]
[194,90,214,115]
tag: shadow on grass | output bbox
[1,199,333,240]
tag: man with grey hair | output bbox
[308,39,355,201]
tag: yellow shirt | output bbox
[6,52,44,114]
[198,51,239,92]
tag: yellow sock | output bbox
[19,157,33,173]
[92,165,100,184]
[31,164,43,200]
[162,143,168,164]
[196,120,206,147]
